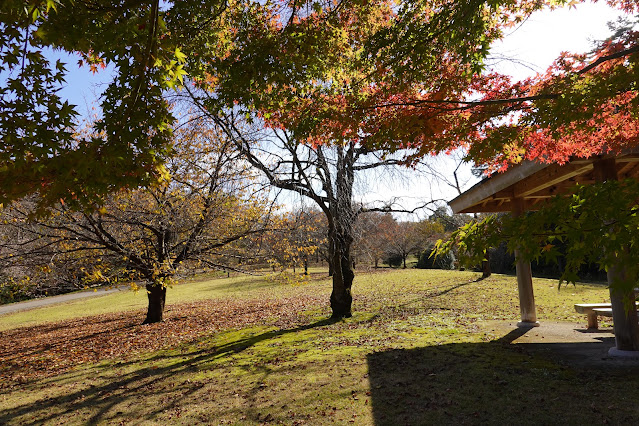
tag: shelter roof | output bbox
[449,153,639,214]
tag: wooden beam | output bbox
[593,158,617,182]
[449,161,548,214]
[618,161,639,179]
[458,197,549,213]
[615,154,639,163]
[449,152,639,215]
[512,163,593,198]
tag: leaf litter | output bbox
[0,295,324,389]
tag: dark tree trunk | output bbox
[304,258,309,275]
[402,255,407,269]
[593,158,639,351]
[143,281,166,324]
[328,225,354,319]
[329,252,354,318]
[327,244,335,276]
[327,144,357,319]
[608,262,639,351]
[482,250,491,278]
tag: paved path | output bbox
[484,320,639,368]
[0,286,130,316]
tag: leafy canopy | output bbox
[436,1,639,292]
[192,0,551,152]
[1,0,226,211]
[3,0,618,213]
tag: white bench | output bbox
[574,303,613,329]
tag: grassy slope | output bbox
[1,269,637,425]
[0,270,302,331]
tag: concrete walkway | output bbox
[485,320,639,368]
[0,285,130,316]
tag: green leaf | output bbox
[174,47,186,63]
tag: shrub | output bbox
[384,254,403,268]
[0,275,34,305]
[417,245,455,270]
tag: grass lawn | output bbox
[1,268,638,425]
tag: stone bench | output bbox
[574,303,613,329]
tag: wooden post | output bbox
[593,158,639,353]
[512,197,539,327]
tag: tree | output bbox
[429,206,472,232]
[0,200,109,301]
[0,119,269,323]
[4,0,572,318]
[206,117,430,318]
[385,222,422,269]
[353,212,396,268]
[262,209,324,275]
[2,0,552,212]
[1,0,234,210]
[186,0,540,317]
[457,9,639,171]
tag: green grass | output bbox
[2,269,637,425]
[0,270,326,331]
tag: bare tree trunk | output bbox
[328,224,354,318]
[327,145,357,318]
[143,280,166,324]
[482,250,491,278]
[608,261,639,351]
[329,248,353,317]
[327,244,335,276]
[593,159,639,351]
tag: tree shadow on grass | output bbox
[424,279,477,298]
[0,317,340,425]
[367,329,639,425]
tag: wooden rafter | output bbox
[450,152,639,214]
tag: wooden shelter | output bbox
[448,153,639,353]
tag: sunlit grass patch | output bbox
[3,268,635,425]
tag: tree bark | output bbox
[143,281,166,324]
[329,227,354,318]
[593,158,639,351]
[327,243,335,276]
[608,271,639,351]
[330,256,354,318]
[482,250,491,278]
[606,243,639,351]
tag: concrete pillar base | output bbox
[517,321,540,328]
[608,347,639,358]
